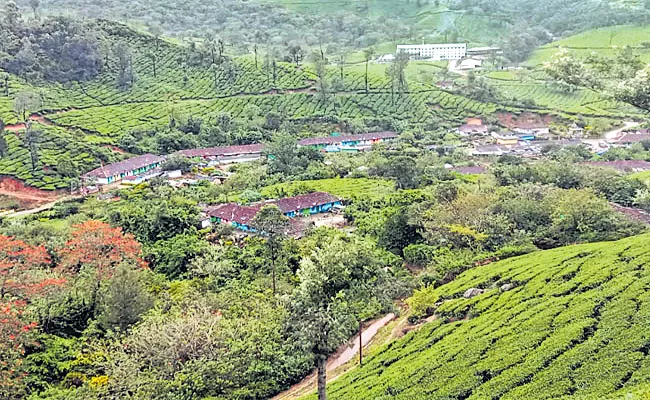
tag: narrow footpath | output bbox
[273,313,396,400]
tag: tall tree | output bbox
[0,121,7,157]
[3,1,21,26]
[13,91,40,122]
[58,221,145,312]
[146,50,157,78]
[1,73,8,96]
[252,205,290,294]
[98,263,153,332]
[289,235,394,400]
[0,235,63,397]
[288,45,305,67]
[315,59,330,103]
[386,52,409,104]
[28,0,39,19]
[363,47,375,93]
[24,122,39,171]
[115,41,135,90]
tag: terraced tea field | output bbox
[526,25,650,67]
[308,233,650,399]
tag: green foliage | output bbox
[261,178,395,201]
[97,264,154,332]
[144,234,210,279]
[317,233,650,399]
[108,194,200,244]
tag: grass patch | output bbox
[260,178,395,200]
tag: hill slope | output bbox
[307,233,650,399]
[526,25,650,67]
[0,18,506,190]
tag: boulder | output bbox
[500,283,515,292]
[463,288,484,299]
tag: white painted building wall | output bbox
[397,43,467,61]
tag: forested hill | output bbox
[0,13,506,191]
[311,233,650,400]
[14,0,650,61]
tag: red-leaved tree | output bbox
[0,235,65,397]
[58,220,146,278]
[57,221,146,310]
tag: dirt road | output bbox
[273,313,396,400]
[4,200,60,218]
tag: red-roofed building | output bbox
[610,130,650,146]
[207,192,342,231]
[452,166,487,175]
[582,160,650,173]
[177,144,265,164]
[298,132,397,148]
[456,124,489,136]
[207,203,261,232]
[271,192,342,217]
[177,133,397,163]
[83,154,165,185]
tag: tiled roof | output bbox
[297,132,398,146]
[513,123,548,130]
[208,203,261,226]
[458,124,488,133]
[176,132,397,158]
[453,166,487,175]
[177,144,265,158]
[83,154,165,179]
[614,131,650,144]
[582,160,650,172]
[207,192,341,226]
[271,192,340,214]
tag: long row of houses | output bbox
[177,131,397,163]
[82,132,397,185]
[205,192,343,232]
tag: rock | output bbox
[463,288,484,299]
[500,283,515,292]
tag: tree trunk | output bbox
[365,61,369,93]
[271,257,277,294]
[359,322,363,366]
[317,355,327,400]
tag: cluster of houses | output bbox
[177,132,397,164]
[453,116,608,158]
[204,192,343,235]
[82,132,397,187]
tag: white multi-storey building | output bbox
[396,43,467,61]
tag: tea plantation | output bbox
[0,18,644,190]
[308,233,650,399]
[260,178,395,200]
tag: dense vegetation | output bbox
[14,0,650,62]
[313,233,650,399]
[1,138,649,398]
[3,1,650,399]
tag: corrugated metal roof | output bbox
[83,154,165,179]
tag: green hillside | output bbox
[0,18,509,190]
[307,233,650,399]
[527,25,650,67]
